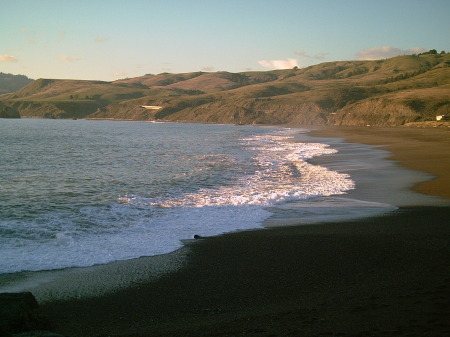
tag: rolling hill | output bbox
[0,73,33,94]
[1,52,449,126]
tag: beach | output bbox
[308,126,450,200]
[39,125,450,337]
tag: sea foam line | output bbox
[120,131,355,208]
[0,128,354,275]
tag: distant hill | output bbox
[1,52,449,126]
[0,73,33,94]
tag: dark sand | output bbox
[41,126,450,337]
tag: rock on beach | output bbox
[0,292,63,337]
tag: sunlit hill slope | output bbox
[1,52,449,126]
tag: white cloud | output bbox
[202,66,214,72]
[258,58,299,69]
[58,55,82,62]
[356,46,426,60]
[0,55,18,62]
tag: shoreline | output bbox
[263,126,448,228]
[4,124,445,301]
[307,125,450,200]
[14,124,450,336]
[41,206,450,337]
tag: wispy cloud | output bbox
[408,47,428,54]
[18,28,36,44]
[258,58,299,70]
[356,46,426,60]
[59,30,67,40]
[295,50,328,60]
[58,55,82,62]
[202,66,214,72]
[0,55,18,62]
[112,72,126,78]
[95,36,108,43]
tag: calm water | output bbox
[0,119,355,275]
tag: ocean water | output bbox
[0,119,359,277]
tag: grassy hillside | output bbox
[1,52,449,125]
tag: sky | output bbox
[1,0,449,81]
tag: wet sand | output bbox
[40,126,450,337]
[308,126,450,200]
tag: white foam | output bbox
[264,196,397,226]
[120,130,354,208]
[0,128,355,275]
[0,204,271,274]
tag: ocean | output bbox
[3,118,428,299]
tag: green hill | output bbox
[1,52,449,125]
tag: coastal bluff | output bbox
[0,52,449,126]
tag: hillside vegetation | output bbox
[1,52,449,126]
[0,73,33,94]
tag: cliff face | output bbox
[1,53,449,126]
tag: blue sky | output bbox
[1,0,449,81]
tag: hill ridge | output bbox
[0,72,33,95]
[1,53,449,126]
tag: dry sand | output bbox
[40,126,450,337]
